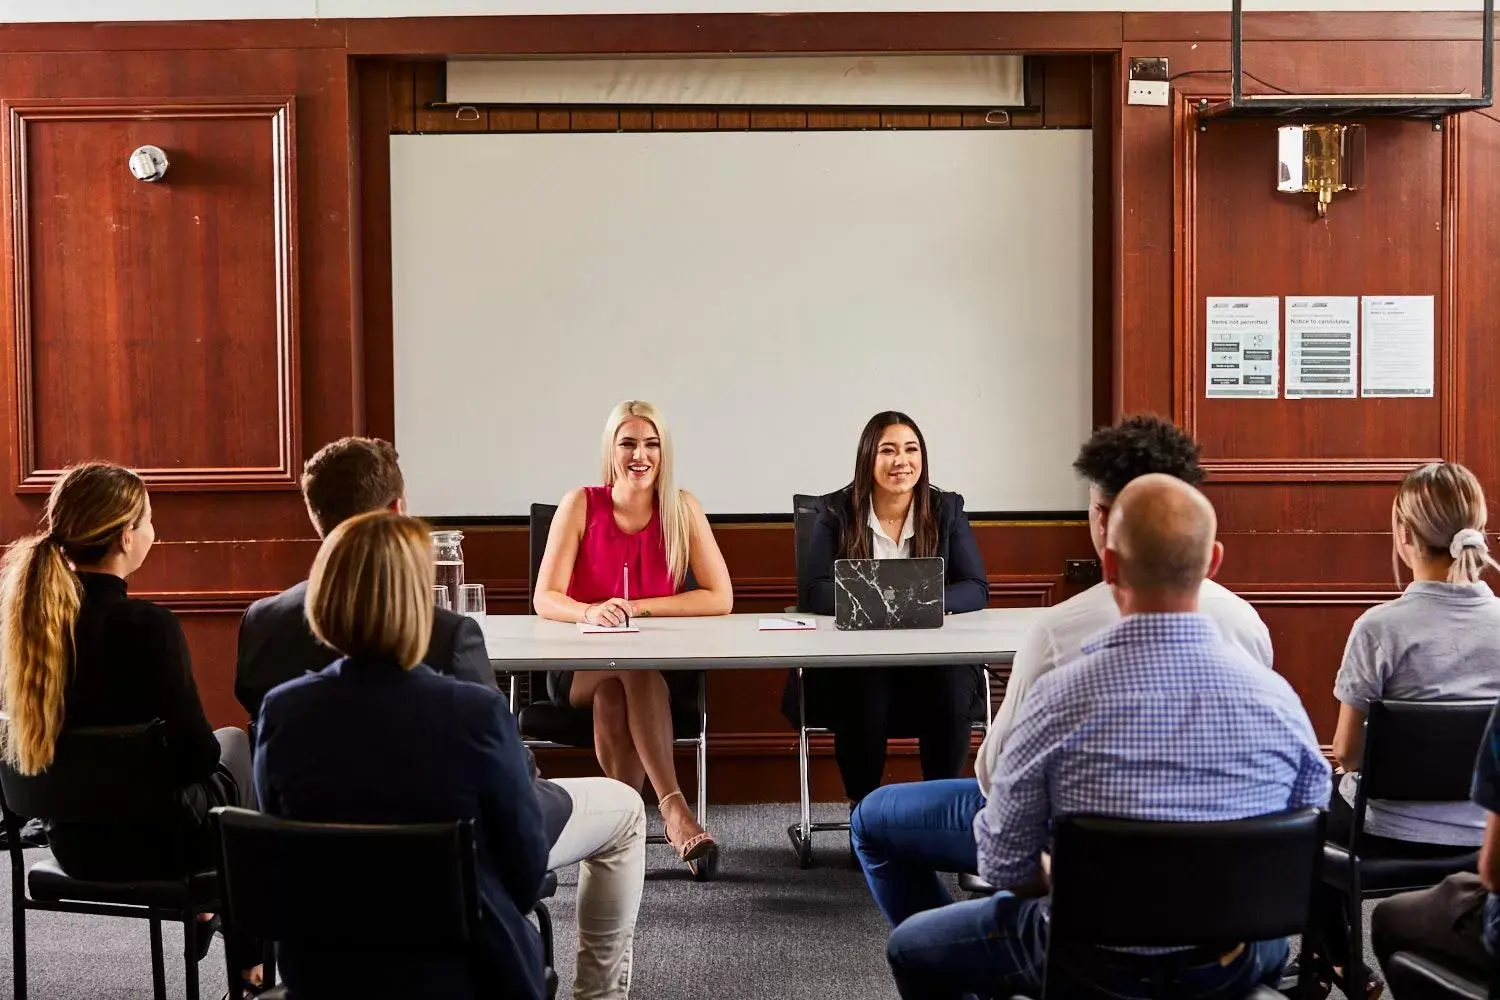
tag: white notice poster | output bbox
[1206,297,1280,398]
[1361,296,1435,398]
[1285,296,1358,398]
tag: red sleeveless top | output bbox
[566,486,680,605]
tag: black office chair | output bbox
[1313,699,1492,992]
[1385,950,1495,1000]
[0,719,222,1000]
[516,502,714,881]
[1042,808,1326,1000]
[783,492,998,868]
[213,806,560,1000]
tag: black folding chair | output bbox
[1043,808,1326,1000]
[783,492,998,868]
[214,806,559,1000]
[516,501,714,881]
[1317,699,1492,988]
[1385,950,1498,1000]
[0,719,221,1000]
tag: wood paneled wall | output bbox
[0,12,1493,801]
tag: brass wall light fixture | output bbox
[1277,123,1365,218]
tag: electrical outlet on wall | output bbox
[1128,80,1170,106]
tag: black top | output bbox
[783,488,991,728]
[47,572,223,877]
[256,658,551,1000]
[236,579,572,844]
[65,572,220,786]
[804,486,990,616]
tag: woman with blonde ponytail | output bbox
[0,463,260,987]
[534,400,733,872]
[1306,462,1500,997]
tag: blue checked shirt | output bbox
[976,612,1331,891]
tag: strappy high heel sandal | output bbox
[658,790,716,863]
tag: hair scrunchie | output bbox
[1450,527,1488,559]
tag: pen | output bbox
[782,617,810,627]
[623,562,631,627]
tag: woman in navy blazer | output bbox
[784,411,990,806]
[254,510,549,1000]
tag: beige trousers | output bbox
[546,777,647,1000]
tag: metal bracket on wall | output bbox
[1194,0,1493,123]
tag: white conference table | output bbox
[481,608,1042,671]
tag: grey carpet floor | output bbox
[0,803,1376,1000]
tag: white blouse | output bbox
[866,501,915,560]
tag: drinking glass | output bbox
[457,583,486,622]
[432,585,452,611]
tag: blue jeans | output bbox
[851,778,985,927]
[887,893,1291,1000]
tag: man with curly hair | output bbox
[850,415,1274,928]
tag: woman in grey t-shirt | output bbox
[1311,462,1500,997]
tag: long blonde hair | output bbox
[307,510,435,670]
[600,400,692,587]
[1393,462,1500,585]
[0,462,148,775]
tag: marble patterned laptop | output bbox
[833,557,945,630]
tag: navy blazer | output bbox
[804,486,990,616]
[235,580,494,722]
[255,659,550,1000]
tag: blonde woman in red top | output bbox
[534,400,733,868]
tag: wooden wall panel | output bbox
[1120,29,1496,756]
[6,100,299,491]
[1246,595,1395,740]
[1179,117,1447,476]
[0,47,350,723]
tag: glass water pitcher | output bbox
[431,530,465,610]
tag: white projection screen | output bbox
[390,129,1093,518]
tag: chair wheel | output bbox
[689,844,720,882]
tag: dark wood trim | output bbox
[472,575,1061,614]
[1444,114,1465,462]
[1124,11,1492,43]
[1172,90,1198,427]
[1240,589,1400,607]
[137,590,276,613]
[1092,52,1119,427]
[1202,459,1442,484]
[356,59,396,441]
[0,19,350,53]
[346,12,1124,57]
[4,98,302,493]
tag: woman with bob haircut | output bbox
[254,510,551,1000]
[534,400,733,871]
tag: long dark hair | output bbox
[840,411,939,560]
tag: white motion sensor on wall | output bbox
[127,145,169,183]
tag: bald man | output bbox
[884,475,1330,1000]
